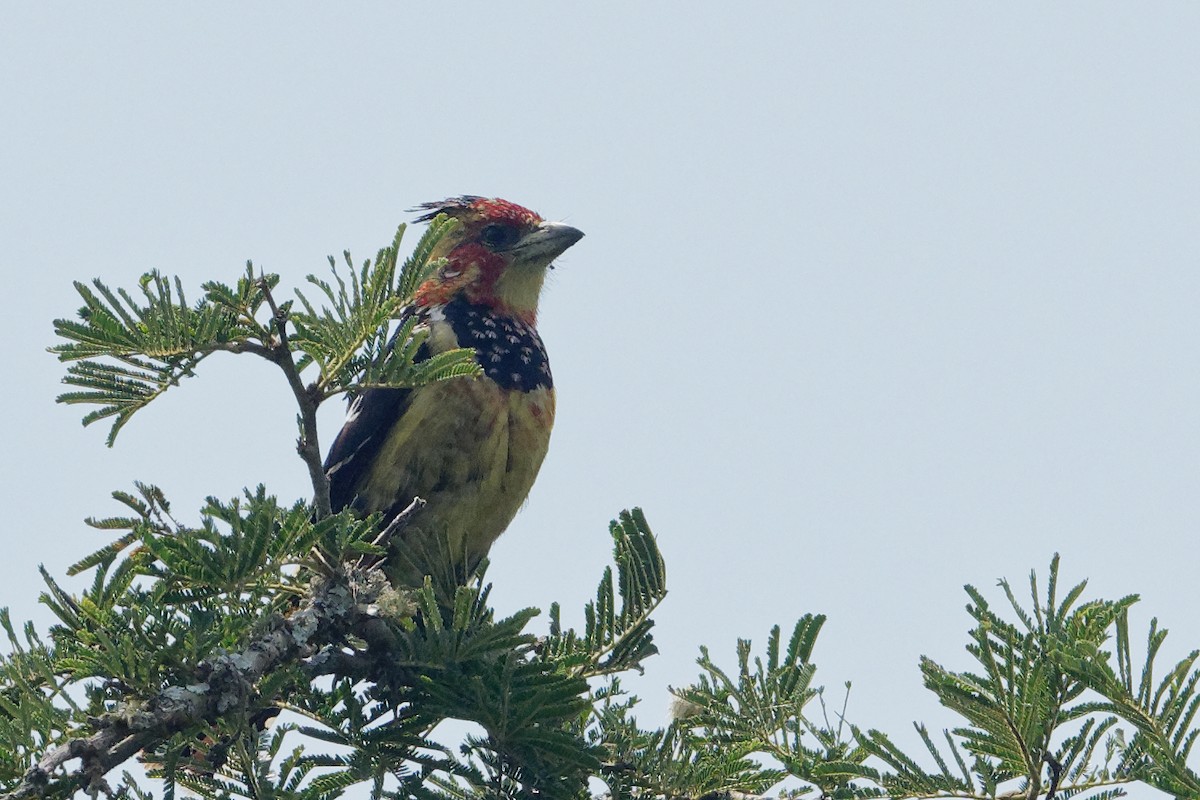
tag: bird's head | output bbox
[410,196,584,324]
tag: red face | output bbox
[412,197,549,315]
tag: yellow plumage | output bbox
[357,363,555,587]
[322,196,581,589]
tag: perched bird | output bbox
[323,196,583,589]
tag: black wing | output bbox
[323,315,432,513]
[324,385,414,513]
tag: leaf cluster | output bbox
[14,221,1200,800]
[289,215,479,397]
[577,556,1200,800]
[843,555,1198,800]
[543,509,666,680]
[50,217,478,447]
[0,490,669,800]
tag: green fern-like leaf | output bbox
[878,556,1158,800]
[1055,607,1200,797]
[50,270,272,444]
[545,508,666,679]
[289,217,480,400]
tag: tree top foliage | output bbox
[1,221,1196,799]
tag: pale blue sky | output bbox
[2,3,1198,790]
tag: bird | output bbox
[322,196,584,590]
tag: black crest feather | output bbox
[410,196,484,222]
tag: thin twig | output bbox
[1044,751,1063,800]
[257,277,332,517]
[358,497,426,570]
[211,340,276,360]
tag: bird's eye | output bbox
[479,224,521,250]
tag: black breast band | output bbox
[442,297,553,391]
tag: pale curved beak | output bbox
[515,221,585,262]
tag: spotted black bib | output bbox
[441,297,552,392]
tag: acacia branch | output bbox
[258,278,332,517]
[2,566,394,800]
[211,340,275,360]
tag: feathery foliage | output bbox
[576,557,1200,800]
[9,222,1200,799]
[544,509,666,680]
[289,214,478,397]
[851,556,1150,800]
[50,270,266,444]
[1053,599,1200,796]
[0,480,668,799]
[50,218,478,446]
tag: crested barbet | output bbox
[323,196,583,588]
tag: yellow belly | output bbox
[358,377,555,586]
